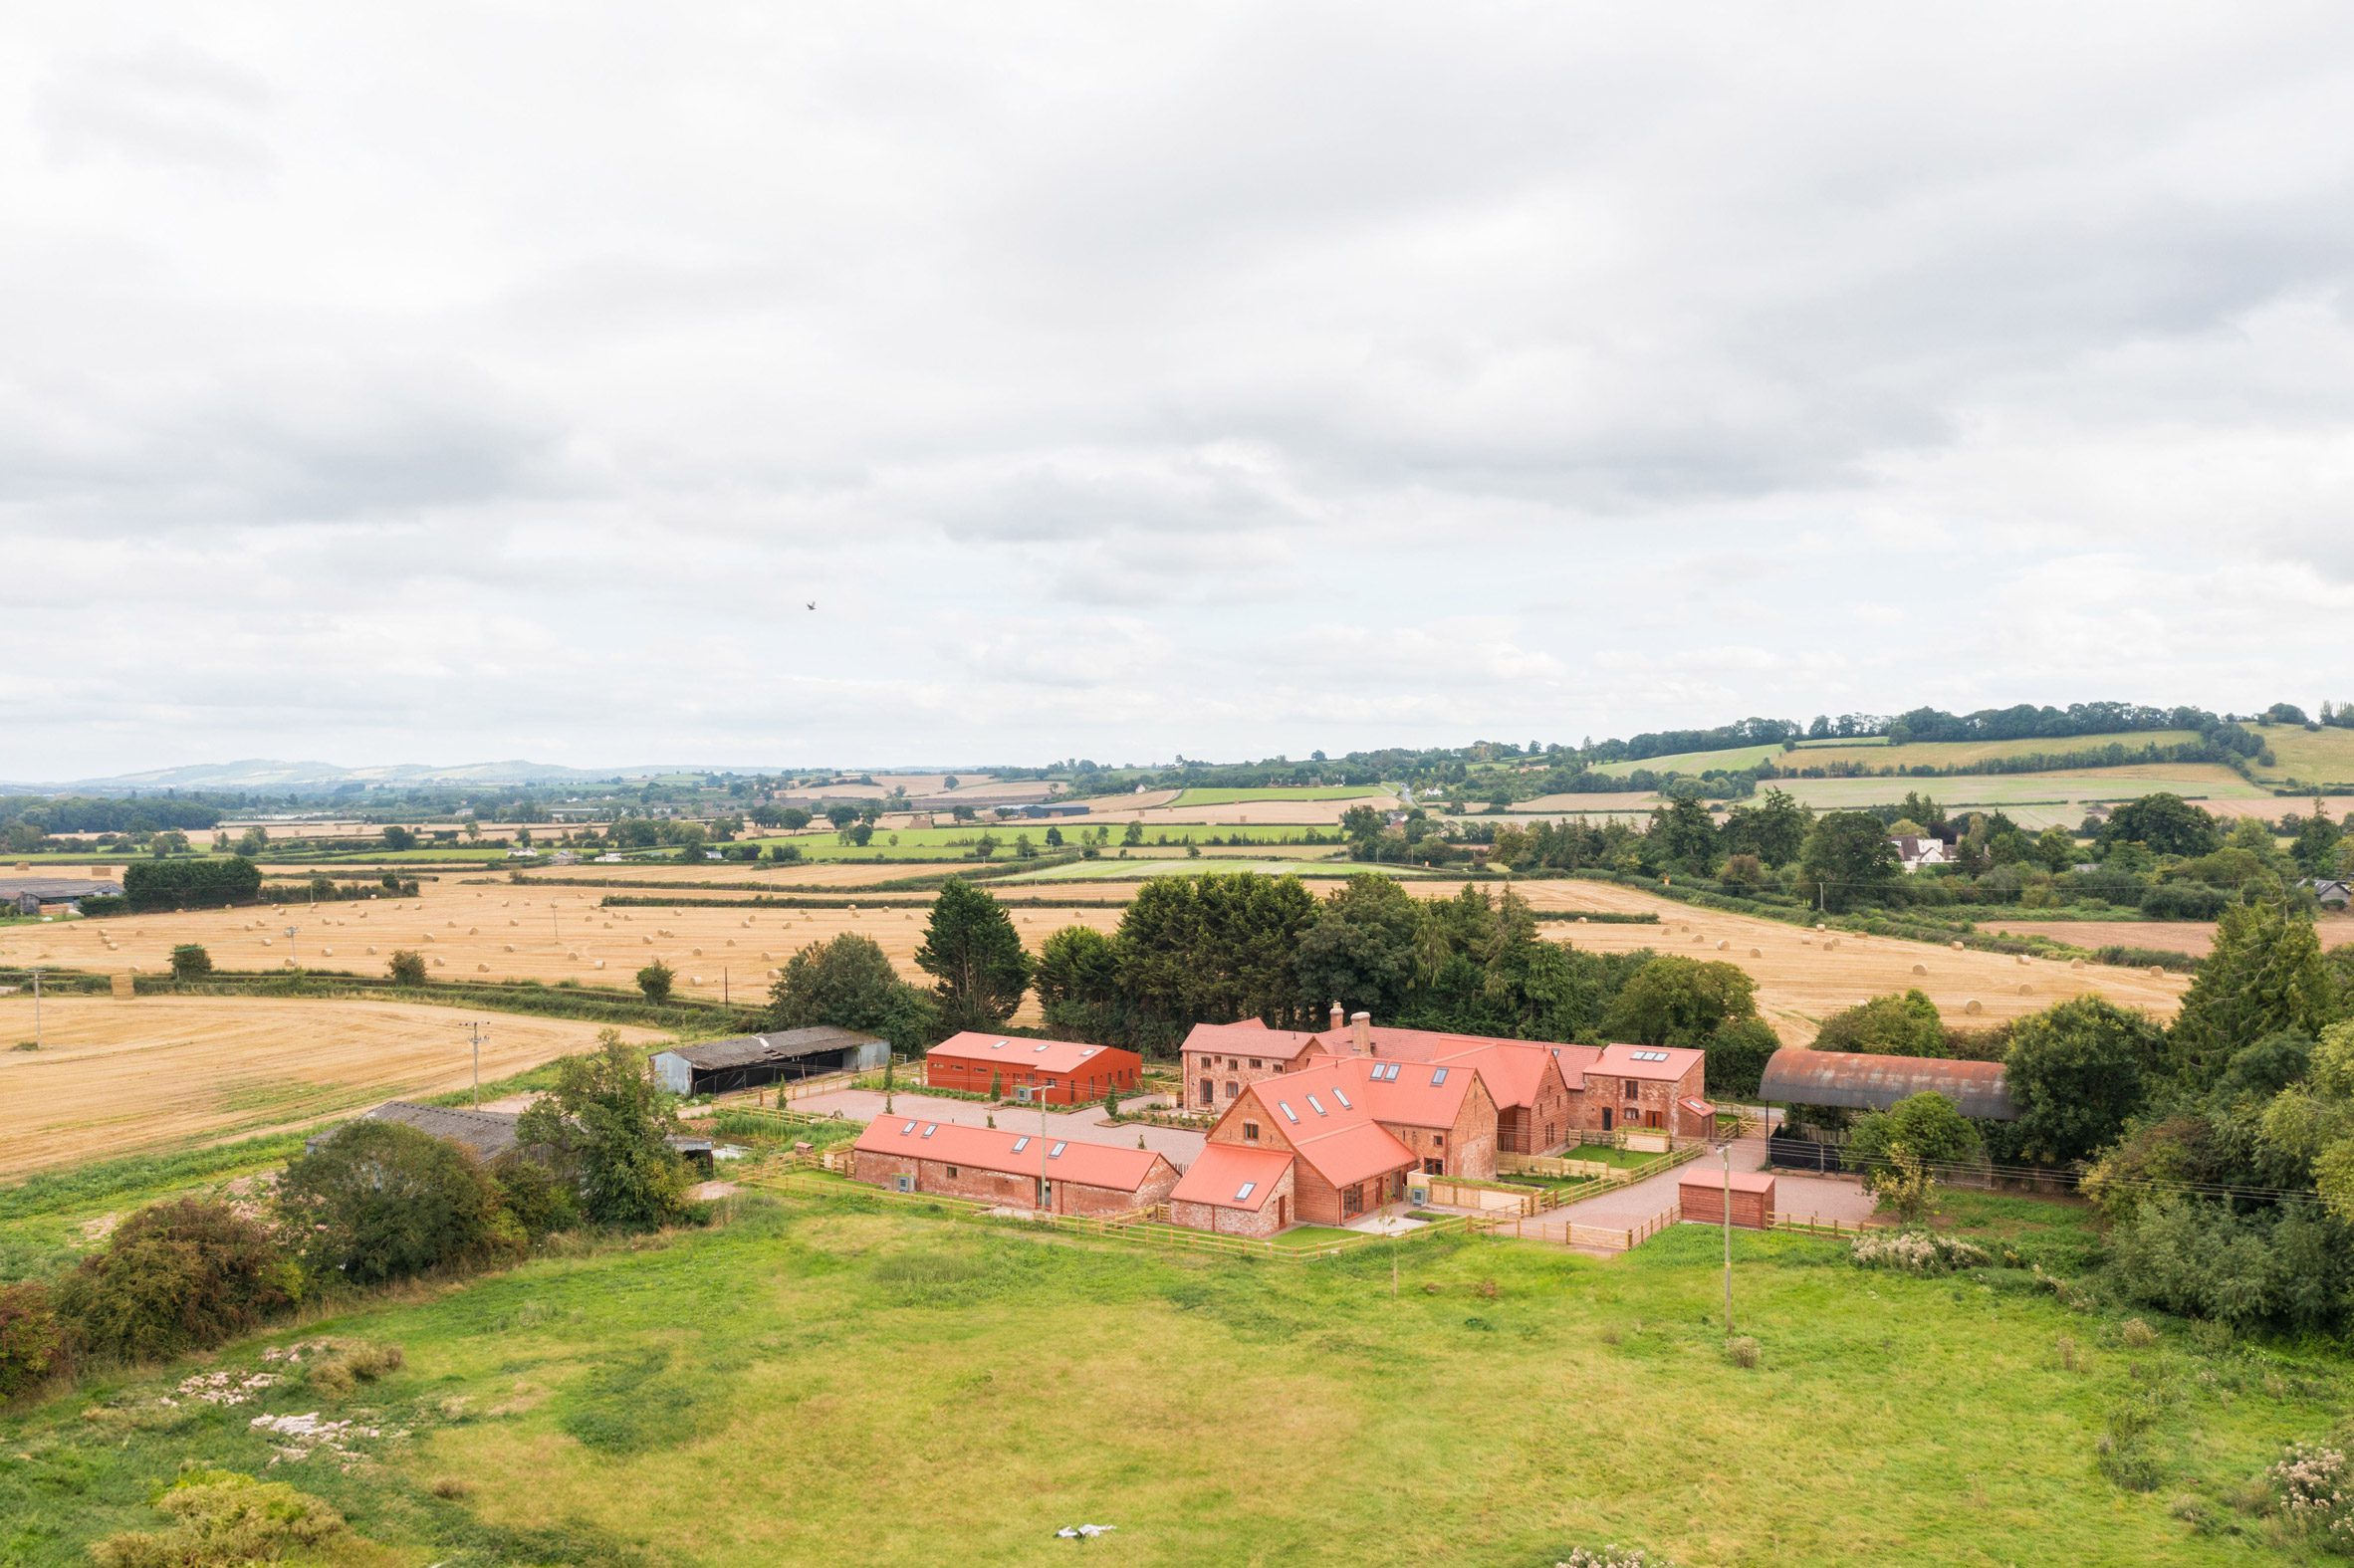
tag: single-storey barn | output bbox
[923,1031,1142,1105]
[850,1119,1178,1216]
[651,1027,889,1097]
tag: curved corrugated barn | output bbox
[1757,1047,2017,1121]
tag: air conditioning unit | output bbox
[893,1174,914,1194]
[1407,1179,1431,1207]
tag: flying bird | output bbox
[806,601,817,610]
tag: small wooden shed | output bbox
[1680,1168,1775,1231]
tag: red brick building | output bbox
[1179,1020,1330,1116]
[1168,1143,1297,1237]
[924,1032,1143,1105]
[1200,1062,1420,1227]
[850,1118,1178,1216]
[1580,1043,1713,1139]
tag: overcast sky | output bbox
[6,5,2353,781]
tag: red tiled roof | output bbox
[1591,1043,1707,1081]
[1179,1020,1326,1063]
[1170,1144,1295,1212]
[1237,1062,1417,1189]
[1680,1168,1774,1195]
[1327,1020,1599,1101]
[851,1119,1169,1193]
[1346,1055,1483,1129]
[926,1031,1133,1076]
[1680,1096,1716,1118]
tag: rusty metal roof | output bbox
[1757,1047,2017,1121]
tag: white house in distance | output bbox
[1891,834,1951,873]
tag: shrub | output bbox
[1849,1231,1989,1275]
[1726,1335,1760,1368]
[490,1151,581,1239]
[0,1280,64,1400]
[167,944,212,982]
[54,1200,293,1363]
[636,960,676,1003]
[278,1121,503,1286]
[2268,1443,2354,1545]
[2119,1317,2158,1349]
[386,949,428,987]
[90,1469,354,1567]
[304,1339,404,1398]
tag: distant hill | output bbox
[14,759,649,792]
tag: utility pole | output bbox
[285,925,300,968]
[469,1021,484,1107]
[1721,1143,1735,1334]
[30,965,41,1050]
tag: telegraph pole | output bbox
[30,965,41,1050]
[1721,1143,1735,1334]
[285,925,300,968]
[470,1021,484,1107]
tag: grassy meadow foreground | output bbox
[0,1189,2343,1567]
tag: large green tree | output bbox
[2168,900,2339,1088]
[2002,997,2165,1165]
[915,877,1032,1032]
[1813,989,1948,1056]
[1796,812,1900,911]
[2100,792,2223,858]
[769,932,939,1054]
[1600,956,1758,1047]
[1292,873,1426,1023]
[1719,787,1810,867]
[1114,872,1318,1052]
[1646,796,1719,875]
[1845,1090,1985,1222]
[278,1120,504,1285]
[1032,925,1125,1042]
[515,1031,687,1228]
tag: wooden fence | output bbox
[1485,1203,1681,1252]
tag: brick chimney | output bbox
[1350,1010,1371,1056]
[1328,1000,1344,1035]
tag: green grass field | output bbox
[2247,723,2354,786]
[999,858,1425,883]
[1779,731,2209,773]
[1591,743,1787,777]
[4,1190,2346,1566]
[1169,785,1390,807]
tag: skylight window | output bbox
[1330,1087,1352,1109]
[1631,1049,1669,1062]
[1279,1100,1299,1124]
[921,1124,938,1138]
[1012,1136,1031,1153]
[1235,1182,1257,1202]
[1034,1043,1050,1052]
[990,1040,1006,1049]
[1049,1141,1067,1159]
[1305,1093,1327,1116]
[901,1120,918,1134]
[1431,1067,1449,1085]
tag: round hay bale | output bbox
[760,951,772,960]
[1824,938,1840,951]
[1576,916,1588,924]
[503,943,515,953]
[432,957,446,967]
[2069,957,2085,970]
[423,933,435,943]
[475,963,489,973]
[261,937,272,946]
[1949,940,1964,951]
[1911,963,1927,975]
[1964,999,1984,1015]
[641,936,653,945]
[365,946,376,955]
[2014,954,2029,966]
[1715,940,1729,951]
[725,938,735,947]
[2017,984,2032,996]
[2148,965,2165,978]
[1692,933,1704,944]
[1814,922,1826,932]
[691,975,704,985]
[1750,947,1763,958]
[322,947,333,957]
[691,947,703,957]
[594,960,605,970]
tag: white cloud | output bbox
[5,3,2354,778]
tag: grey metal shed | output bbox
[1757,1047,2018,1121]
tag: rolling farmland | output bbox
[0,995,660,1178]
[1169,785,1390,806]
[2249,722,2354,785]
[1776,729,2207,772]
[1505,878,2190,1041]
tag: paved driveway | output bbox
[1551,1137,1880,1230]
[788,1088,1208,1166]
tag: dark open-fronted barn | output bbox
[1759,1047,2016,1173]
[650,1027,889,1097]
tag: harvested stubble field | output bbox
[1980,914,2352,961]
[0,878,1123,1019]
[1769,765,2268,811]
[0,995,660,1178]
[505,861,956,888]
[1503,880,2190,1041]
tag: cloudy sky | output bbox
[7,5,2353,781]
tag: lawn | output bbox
[5,1190,2348,1566]
[1169,786,1390,806]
